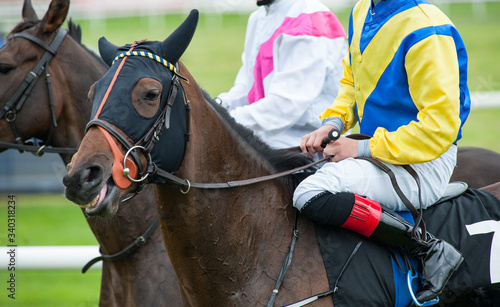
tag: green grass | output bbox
[439,2,500,92]
[0,194,98,246]
[0,194,100,306]
[0,270,100,307]
[461,107,500,152]
[74,13,250,96]
[0,3,499,306]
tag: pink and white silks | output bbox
[218,0,347,148]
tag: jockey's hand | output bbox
[324,136,358,162]
[300,125,336,159]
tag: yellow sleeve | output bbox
[370,34,461,164]
[319,53,357,134]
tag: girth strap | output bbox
[267,211,299,307]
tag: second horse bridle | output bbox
[0,28,77,156]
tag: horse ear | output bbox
[98,37,120,66]
[160,9,199,63]
[22,0,38,22]
[40,0,69,33]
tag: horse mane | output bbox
[67,18,82,43]
[199,88,315,188]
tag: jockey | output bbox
[293,0,470,303]
[216,0,347,148]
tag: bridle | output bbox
[0,28,77,156]
[86,42,192,199]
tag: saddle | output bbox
[311,134,469,307]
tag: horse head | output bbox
[0,0,103,163]
[64,9,199,216]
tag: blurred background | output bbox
[0,0,499,306]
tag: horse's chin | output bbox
[79,179,122,218]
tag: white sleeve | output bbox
[217,51,249,110]
[217,13,256,110]
[229,34,343,135]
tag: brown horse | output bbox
[0,0,181,306]
[453,147,500,188]
[62,10,500,306]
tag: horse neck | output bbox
[96,220,182,306]
[58,40,182,304]
[50,38,107,164]
[86,186,181,306]
[155,70,297,304]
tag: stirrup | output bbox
[407,270,439,306]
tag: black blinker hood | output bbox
[89,9,199,184]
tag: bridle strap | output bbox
[0,28,74,154]
[0,29,67,118]
[135,75,181,153]
[0,141,77,155]
[87,119,145,188]
[11,32,60,54]
[81,218,160,273]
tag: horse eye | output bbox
[143,90,160,101]
[0,63,15,75]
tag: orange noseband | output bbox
[97,126,137,189]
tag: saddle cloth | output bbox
[315,188,500,306]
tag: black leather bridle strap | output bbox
[12,32,60,54]
[136,75,181,152]
[0,28,69,152]
[0,29,67,119]
[81,218,160,273]
[0,141,77,155]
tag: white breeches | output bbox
[293,145,457,212]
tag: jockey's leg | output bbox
[299,191,463,303]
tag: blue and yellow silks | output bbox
[321,0,470,165]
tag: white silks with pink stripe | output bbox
[218,0,347,148]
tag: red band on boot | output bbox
[341,195,382,237]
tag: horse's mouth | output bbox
[79,178,120,217]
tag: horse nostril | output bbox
[62,164,104,189]
[85,165,104,185]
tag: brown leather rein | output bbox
[155,153,332,194]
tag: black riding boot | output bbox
[300,191,464,303]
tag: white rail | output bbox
[0,246,101,270]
